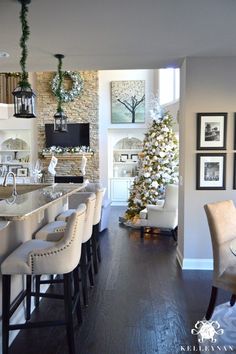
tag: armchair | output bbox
[139,184,178,240]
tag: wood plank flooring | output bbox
[10,206,229,354]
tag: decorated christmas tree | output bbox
[124,98,178,223]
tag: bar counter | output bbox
[0,182,85,329]
[0,183,85,221]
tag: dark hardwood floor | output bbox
[10,207,229,354]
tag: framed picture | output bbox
[16,167,28,177]
[196,113,227,150]
[233,154,236,189]
[111,80,145,123]
[233,114,236,150]
[9,165,22,174]
[120,154,128,162]
[196,153,226,190]
[131,154,138,162]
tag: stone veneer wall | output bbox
[36,71,99,182]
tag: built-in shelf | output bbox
[0,149,30,152]
[113,162,138,165]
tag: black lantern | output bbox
[12,0,36,118]
[12,85,36,118]
[53,54,68,132]
[54,110,68,132]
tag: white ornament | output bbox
[151,181,158,188]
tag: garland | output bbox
[42,146,94,155]
[51,71,83,103]
[19,0,30,88]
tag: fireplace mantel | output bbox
[41,153,93,160]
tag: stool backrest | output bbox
[93,188,105,225]
[85,182,101,193]
[29,204,86,275]
[83,193,96,243]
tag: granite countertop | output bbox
[0,183,85,221]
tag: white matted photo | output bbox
[197,113,227,150]
[196,153,226,190]
[16,167,28,177]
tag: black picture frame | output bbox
[120,154,128,162]
[131,154,138,162]
[233,154,236,189]
[196,153,226,190]
[234,113,236,150]
[16,167,28,177]
[197,112,227,150]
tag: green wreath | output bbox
[51,71,83,102]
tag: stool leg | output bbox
[81,244,89,307]
[86,241,94,287]
[34,275,40,308]
[92,232,98,274]
[2,274,11,354]
[72,267,82,325]
[94,224,102,263]
[26,275,32,321]
[64,273,75,354]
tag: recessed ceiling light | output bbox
[0,51,10,58]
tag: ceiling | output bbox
[1,0,236,72]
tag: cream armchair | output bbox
[139,184,178,240]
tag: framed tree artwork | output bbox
[196,153,226,190]
[196,113,227,150]
[111,80,145,123]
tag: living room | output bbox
[1,0,236,353]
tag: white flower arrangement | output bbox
[42,145,94,155]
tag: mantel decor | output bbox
[12,0,36,118]
[196,153,226,190]
[41,146,94,156]
[51,71,83,103]
[196,113,227,150]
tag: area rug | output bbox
[196,302,236,353]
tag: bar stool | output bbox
[35,193,96,307]
[1,204,86,354]
[57,188,105,274]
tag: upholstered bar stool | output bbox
[1,204,86,354]
[57,187,105,274]
[35,193,96,307]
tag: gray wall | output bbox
[178,57,236,266]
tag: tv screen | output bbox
[45,123,90,147]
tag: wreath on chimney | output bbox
[51,71,83,103]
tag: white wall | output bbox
[178,57,236,269]
[98,70,155,193]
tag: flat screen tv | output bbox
[45,123,90,147]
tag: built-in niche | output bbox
[113,137,142,178]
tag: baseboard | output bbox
[176,246,213,270]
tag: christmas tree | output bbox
[124,100,178,223]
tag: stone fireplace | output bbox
[36,71,99,182]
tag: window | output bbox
[159,68,180,105]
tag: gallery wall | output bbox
[178,57,236,269]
